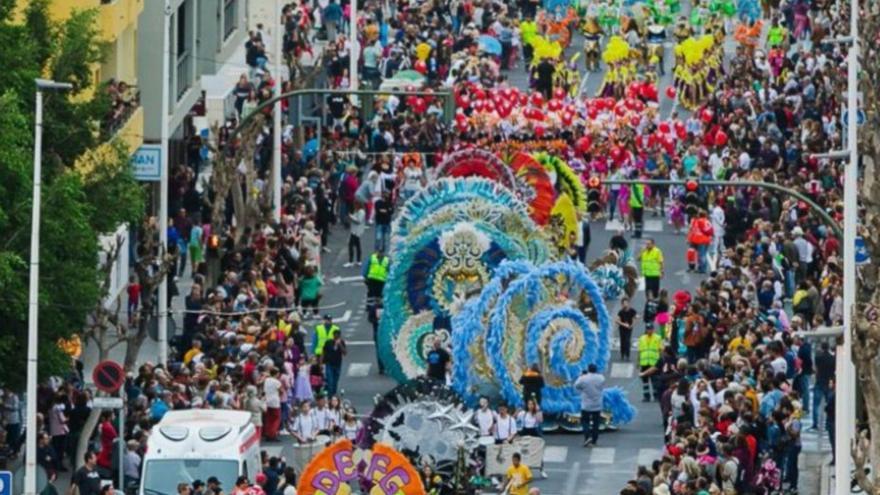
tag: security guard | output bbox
[313,314,339,358]
[364,249,389,298]
[637,326,663,402]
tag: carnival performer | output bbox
[597,36,635,98]
[582,15,604,71]
[645,22,667,75]
[672,36,718,110]
[672,17,693,43]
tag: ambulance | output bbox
[140,410,261,495]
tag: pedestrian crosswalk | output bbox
[604,219,665,232]
[346,362,372,377]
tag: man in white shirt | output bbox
[710,204,726,266]
[292,402,319,444]
[494,404,517,444]
[474,397,496,437]
[313,395,334,434]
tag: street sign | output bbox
[92,360,125,394]
[856,236,871,265]
[842,109,866,127]
[0,471,11,495]
[92,396,124,409]
[131,144,162,181]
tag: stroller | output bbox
[753,456,783,494]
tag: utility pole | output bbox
[836,0,859,490]
[158,0,172,367]
[26,78,73,495]
[272,0,283,222]
[349,0,359,93]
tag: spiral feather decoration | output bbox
[591,263,627,300]
[434,149,518,192]
[452,260,617,415]
[533,152,587,213]
[602,387,637,425]
[379,178,554,383]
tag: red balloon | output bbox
[519,94,529,106]
[413,97,427,114]
[610,146,623,162]
[675,126,687,140]
[531,109,545,121]
[615,105,627,117]
[587,107,599,120]
[658,122,671,134]
[576,136,592,154]
[530,92,545,107]
[630,115,641,127]
[715,130,729,147]
[456,94,471,109]
[665,86,677,99]
[662,137,675,153]
[701,108,714,123]
[553,87,566,100]
[414,60,428,74]
[640,83,658,101]
[534,125,546,138]
[473,88,487,101]
[561,112,573,126]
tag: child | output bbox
[309,355,324,395]
[669,198,686,233]
[299,265,323,317]
[686,246,698,271]
[293,356,314,404]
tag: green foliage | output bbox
[80,141,146,234]
[0,3,147,388]
[24,0,54,67]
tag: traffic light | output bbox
[684,180,700,216]
[587,176,602,215]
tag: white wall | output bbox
[98,223,130,309]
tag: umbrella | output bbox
[478,35,502,55]
[393,70,426,82]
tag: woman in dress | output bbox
[293,355,314,404]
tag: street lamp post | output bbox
[835,0,859,491]
[158,0,172,367]
[272,0,283,222]
[26,78,73,495]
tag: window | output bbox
[142,459,238,495]
[223,0,238,41]
[176,3,186,56]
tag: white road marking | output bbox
[563,461,581,495]
[333,310,352,324]
[644,219,663,232]
[638,448,662,467]
[543,446,569,464]
[347,362,372,377]
[605,219,625,231]
[588,447,615,464]
[610,362,634,379]
[330,275,363,284]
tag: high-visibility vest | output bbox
[629,184,645,208]
[367,254,389,282]
[641,247,664,277]
[638,333,663,367]
[313,323,339,355]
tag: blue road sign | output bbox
[0,470,12,495]
[856,236,870,265]
[842,109,866,127]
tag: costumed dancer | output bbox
[597,36,635,98]
[645,22,667,75]
[673,16,693,43]
[582,15,604,71]
[672,36,717,110]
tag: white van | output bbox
[140,410,261,495]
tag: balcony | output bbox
[176,52,193,100]
[100,82,144,153]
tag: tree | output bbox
[0,1,146,388]
[851,1,880,492]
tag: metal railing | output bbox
[176,51,192,99]
[101,86,141,140]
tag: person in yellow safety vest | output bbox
[364,250,389,298]
[313,314,339,357]
[628,179,646,238]
[638,238,664,300]
[638,326,663,402]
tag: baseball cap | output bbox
[207,476,221,485]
